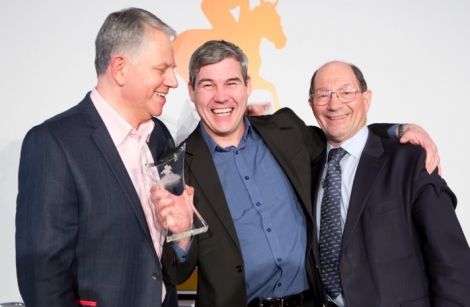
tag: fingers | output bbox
[399,133,410,144]
[150,186,174,228]
[398,124,442,175]
[425,151,441,175]
[156,204,175,229]
[150,185,170,202]
[185,185,194,198]
[150,186,194,234]
[425,150,437,174]
[420,134,439,175]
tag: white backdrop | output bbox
[1,0,469,302]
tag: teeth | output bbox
[329,114,346,120]
[212,108,232,114]
[154,91,165,97]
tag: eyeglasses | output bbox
[310,87,362,106]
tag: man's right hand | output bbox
[150,185,194,250]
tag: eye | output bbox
[154,65,170,74]
[199,82,215,89]
[340,88,356,97]
[226,79,242,87]
[315,90,330,99]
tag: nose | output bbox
[213,86,229,103]
[327,92,342,109]
[165,69,178,89]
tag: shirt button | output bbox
[266,228,272,232]
[277,258,282,262]
[236,264,244,272]
[236,150,239,155]
[277,282,282,287]
[151,272,161,280]
[244,176,250,180]
[256,202,261,207]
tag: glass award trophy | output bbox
[144,143,208,242]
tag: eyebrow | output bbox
[196,78,213,84]
[196,77,243,85]
[316,83,356,90]
[154,62,176,70]
[226,77,243,83]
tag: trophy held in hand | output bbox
[144,144,208,242]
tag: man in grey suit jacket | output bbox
[16,8,191,307]
[309,61,470,306]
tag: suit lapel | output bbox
[79,97,153,244]
[341,133,385,250]
[185,127,241,249]
[311,156,325,264]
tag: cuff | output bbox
[172,239,193,263]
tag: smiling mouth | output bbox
[153,91,166,97]
[212,107,233,115]
[327,114,347,120]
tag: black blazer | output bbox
[16,93,178,307]
[164,108,325,307]
[312,132,470,307]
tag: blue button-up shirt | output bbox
[201,118,309,301]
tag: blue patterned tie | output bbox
[319,147,347,299]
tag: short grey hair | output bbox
[188,40,249,88]
[94,7,176,75]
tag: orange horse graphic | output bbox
[173,0,287,109]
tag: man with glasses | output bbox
[154,41,441,307]
[308,61,470,306]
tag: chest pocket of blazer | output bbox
[365,201,414,263]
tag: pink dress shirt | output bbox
[90,89,166,300]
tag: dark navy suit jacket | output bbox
[16,93,178,307]
[312,132,470,307]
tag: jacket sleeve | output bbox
[368,123,397,138]
[411,149,470,306]
[16,126,78,307]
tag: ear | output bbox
[308,98,314,110]
[109,55,127,86]
[363,90,372,113]
[246,76,252,97]
[188,82,196,103]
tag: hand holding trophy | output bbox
[144,144,208,242]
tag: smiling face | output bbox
[189,57,251,147]
[120,28,178,126]
[309,61,372,146]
